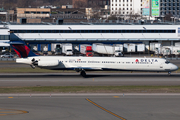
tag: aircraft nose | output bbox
[172,64,178,71]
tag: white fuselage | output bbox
[16,56,179,72]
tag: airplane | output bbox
[11,42,178,77]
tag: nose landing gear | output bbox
[168,71,171,75]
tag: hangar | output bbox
[0,23,180,53]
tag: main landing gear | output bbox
[75,68,87,77]
[80,70,86,77]
[74,68,87,77]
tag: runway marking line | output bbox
[113,96,120,98]
[0,109,28,116]
[86,98,126,120]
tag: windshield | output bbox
[165,60,170,64]
[86,50,92,52]
[67,50,72,52]
[115,50,121,52]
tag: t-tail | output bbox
[10,42,37,58]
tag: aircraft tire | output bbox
[80,71,86,77]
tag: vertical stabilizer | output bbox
[11,42,37,58]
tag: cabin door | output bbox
[160,63,163,68]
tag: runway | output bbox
[0,62,180,120]
[0,94,180,120]
[0,73,180,86]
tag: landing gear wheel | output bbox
[168,72,171,76]
[80,71,86,77]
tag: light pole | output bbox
[171,17,174,23]
[53,18,55,23]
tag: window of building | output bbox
[0,35,9,40]
[5,35,9,40]
[0,35,4,40]
[25,11,30,14]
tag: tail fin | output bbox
[10,42,37,58]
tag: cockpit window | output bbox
[165,60,170,64]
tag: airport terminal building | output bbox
[0,23,180,52]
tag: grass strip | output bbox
[0,86,180,93]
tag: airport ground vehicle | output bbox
[92,43,123,57]
[62,44,73,56]
[162,46,180,56]
[0,53,14,58]
[114,45,124,57]
[80,44,93,57]
[55,44,62,55]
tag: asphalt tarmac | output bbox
[0,61,180,120]
[0,94,180,120]
[0,73,179,86]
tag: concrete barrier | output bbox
[0,58,16,61]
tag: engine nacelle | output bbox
[38,60,59,67]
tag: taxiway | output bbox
[0,73,179,86]
[0,94,180,120]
